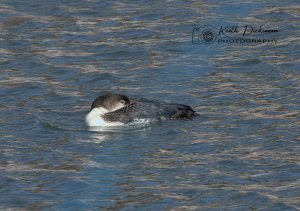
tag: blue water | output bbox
[1,1,299,210]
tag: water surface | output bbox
[0,1,299,210]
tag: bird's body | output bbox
[85,94,195,127]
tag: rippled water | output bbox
[1,1,299,210]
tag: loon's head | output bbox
[86,94,130,127]
[90,94,130,111]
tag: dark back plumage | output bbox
[103,99,195,123]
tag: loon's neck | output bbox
[85,107,123,127]
[85,107,108,126]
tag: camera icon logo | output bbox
[192,25,217,44]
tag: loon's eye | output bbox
[120,100,126,104]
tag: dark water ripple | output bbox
[0,1,299,210]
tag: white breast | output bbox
[85,107,123,127]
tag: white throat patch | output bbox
[85,107,123,127]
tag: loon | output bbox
[85,93,195,127]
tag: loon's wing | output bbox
[130,98,195,119]
[133,98,195,119]
[103,102,156,123]
[103,100,195,123]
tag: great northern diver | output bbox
[85,93,195,127]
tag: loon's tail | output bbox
[168,104,195,119]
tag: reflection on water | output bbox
[0,0,299,210]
